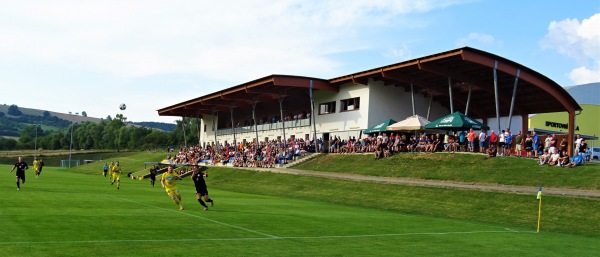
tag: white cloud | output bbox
[0,0,467,81]
[541,13,600,84]
[0,0,469,122]
[455,32,501,47]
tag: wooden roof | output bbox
[158,47,581,119]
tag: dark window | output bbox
[340,97,360,112]
[319,101,336,114]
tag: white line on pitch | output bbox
[0,230,531,245]
[103,194,279,238]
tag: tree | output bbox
[7,105,22,116]
[0,111,4,117]
[43,111,51,118]
[82,111,87,117]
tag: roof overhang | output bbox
[157,75,335,117]
[158,47,581,120]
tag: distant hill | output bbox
[0,104,175,137]
[129,121,176,131]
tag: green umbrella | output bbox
[424,112,490,131]
[363,119,397,134]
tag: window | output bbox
[341,97,360,112]
[319,101,336,114]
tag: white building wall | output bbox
[312,83,370,140]
[485,115,524,134]
[367,80,448,127]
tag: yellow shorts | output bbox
[165,188,180,196]
[111,172,121,181]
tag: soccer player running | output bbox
[10,156,29,190]
[191,165,214,211]
[111,161,122,190]
[33,157,41,178]
[149,165,157,187]
[37,159,44,178]
[161,165,184,210]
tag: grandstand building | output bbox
[158,47,581,153]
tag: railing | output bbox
[216,118,311,136]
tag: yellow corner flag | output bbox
[536,186,542,233]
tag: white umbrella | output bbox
[386,115,430,131]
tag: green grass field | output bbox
[1,152,599,256]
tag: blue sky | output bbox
[1,0,599,123]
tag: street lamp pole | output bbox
[34,124,38,152]
[68,113,76,168]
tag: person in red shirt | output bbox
[489,130,498,153]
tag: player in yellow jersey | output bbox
[110,161,122,190]
[33,157,41,178]
[161,165,184,210]
[108,161,115,182]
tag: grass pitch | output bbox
[1,160,599,256]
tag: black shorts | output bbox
[196,187,208,196]
[16,171,25,180]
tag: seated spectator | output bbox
[538,149,550,165]
[548,151,561,166]
[569,152,584,168]
[485,145,497,159]
[558,150,570,167]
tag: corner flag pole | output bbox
[536,185,542,233]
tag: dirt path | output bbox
[245,167,600,199]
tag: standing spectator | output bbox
[498,130,506,156]
[524,134,534,158]
[579,139,588,163]
[559,138,568,153]
[489,130,498,153]
[478,130,487,154]
[10,156,28,190]
[574,134,583,154]
[458,130,467,152]
[103,163,109,177]
[504,131,513,156]
[467,128,476,152]
[532,132,541,158]
[514,131,523,157]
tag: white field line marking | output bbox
[0,230,531,245]
[104,194,278,238]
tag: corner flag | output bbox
[536,186,542,233]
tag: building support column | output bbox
[448,77,454,113]
[568,111,576,155]
[211,107,217,146]
[411,83,416,116]
[493,60,501,132]
[310,80,318,150]
[427,88,434,120]
[508,69,521,130]
[465,83,472,116]
[181,117,187,148]
[278,95,287,150]
[229,106,236,146]
[251,98,259,145]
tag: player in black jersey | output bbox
[191,165,214,211]
[10,156,29,190]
